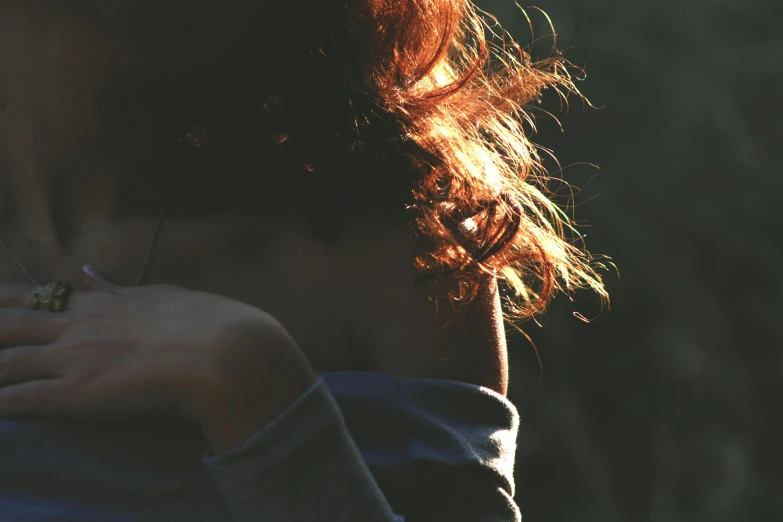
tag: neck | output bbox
[0,5,161,250]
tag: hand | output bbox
[0,267,316,445]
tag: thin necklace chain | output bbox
[0,201,169,287]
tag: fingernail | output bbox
[82,264,102,280]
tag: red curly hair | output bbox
[162,0,607,318]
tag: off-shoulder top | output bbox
[0,372,521,521]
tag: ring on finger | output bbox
[32,281,74,313]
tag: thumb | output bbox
[82,264,124,290]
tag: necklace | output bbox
[0,201,168,288]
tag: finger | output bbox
[82,265,124,291]
[0,309,67,345]
[0,283,36,309]
[0,345,59,386]
[0,379,67,418]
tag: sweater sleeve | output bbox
[202,376,520,522]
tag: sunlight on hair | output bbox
[362,0,610,319]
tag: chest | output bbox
[0,215,366,372]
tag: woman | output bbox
[0,1,605,520]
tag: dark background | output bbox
[473,1,783,521]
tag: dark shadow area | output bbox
[475,1,783,520]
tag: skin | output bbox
[0,2,507,454]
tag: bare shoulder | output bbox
[335,215,508,395]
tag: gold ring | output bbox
[32,280,74,312]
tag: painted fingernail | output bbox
[82,264,101,280]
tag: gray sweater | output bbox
[0,372,521,521]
